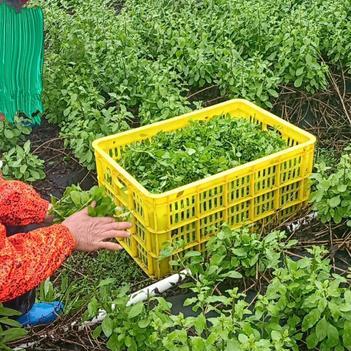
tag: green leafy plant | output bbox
[311,146,351,227]
[60,106,132,170]
[37,278,58,303]
[32,0,351,171]
[161,225,295,313]
[50,184,130,222]
[255,246,351,350]
[84,226,297,351]
[1,141,45,182]
[204,226,296,278]
[121,115,287,193]
[85,226,296,350]
[87,232,351,351]
[0,116,32,153]
[0,304,27,351]
[86,281,292,351]
[49,249,146,317]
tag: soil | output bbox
[30,119,96,200]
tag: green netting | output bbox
[0,3,44,124]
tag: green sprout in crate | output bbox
[50,185,131,223]
[121,115,287,193]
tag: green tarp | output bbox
[0,2,44,124]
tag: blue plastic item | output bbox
[17,301,64,327]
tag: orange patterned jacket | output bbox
[0,178,75,302]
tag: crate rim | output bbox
[93,99,316,200]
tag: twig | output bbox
[33,137,62,154]
[42,146,86,169]
[205,96,225,106]
[243,282,257,294]
[329,224,336,272]
[79,170,97,184]
[247,292,259,310]
[341,66,346,100]
[328,70,351,125]
[187,85,217,99]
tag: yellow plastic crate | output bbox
[92,99,316,278]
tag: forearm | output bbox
[0,224,75,302]
[0,178,49,226]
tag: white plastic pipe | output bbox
[81,268,190,329]
[285,212,317,233]
[128,268,190,306]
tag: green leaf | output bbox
[223,271,243,279]
[306,53,313,65]
[20,165,27,174]
[184,297,198,307]
[225,339,241,350]
[328,196,341,208]
[296,67,304,76]
[238,334,248,344]
[23,140,30,153]
[294,76,303,88]
[337,184,347,192]
[191,337,207,350]
[306,331,319,349]
[3,129,13,139]
[316,317,328,342]
[87,297,98,317]
[70,191,82,206]
[1,327,27,342]
[193,314,206,335]
[138,319,150,329]
[0,306,21,317]
[326,323,339,348]
[345,290,351,304]
[302,308,321,331]
[232,248,247,257]
[184,251,202,259]
[0,317,22,327]
[92,325,102,339]
[101,316,113,338]
[98,278,116,288]
[271,330,281,341]
[106,333,119,351]
[343,321,351,348]
[339,303,351,312]
[128,303,144,319]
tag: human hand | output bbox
[62,205,131,252]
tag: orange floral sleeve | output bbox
[0,177,49,226]
[0,224,75,302]
[0,178,76,302]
